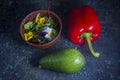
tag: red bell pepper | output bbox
[68,5,101,57]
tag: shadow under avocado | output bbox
[29,48,62,67]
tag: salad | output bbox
[23,13,58,44]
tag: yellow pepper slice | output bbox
[24,32,33,41]
[35,13,45,25]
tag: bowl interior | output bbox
[20,10,62,48]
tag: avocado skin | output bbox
[39,48,85,73]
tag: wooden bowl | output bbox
[20,10,62,49]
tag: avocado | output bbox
[39,48,85,73]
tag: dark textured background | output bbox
[0,0,120,80]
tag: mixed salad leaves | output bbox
[23,13,58,44]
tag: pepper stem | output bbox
[81,32,100,57]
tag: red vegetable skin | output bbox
[68,5,101,57]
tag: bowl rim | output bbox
[20,10,62,48]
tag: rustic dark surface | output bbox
[0,0,120,80]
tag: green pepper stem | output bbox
[81,32,100,57]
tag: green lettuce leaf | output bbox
[24,21,34,30]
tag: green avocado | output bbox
[39,48,85,74]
